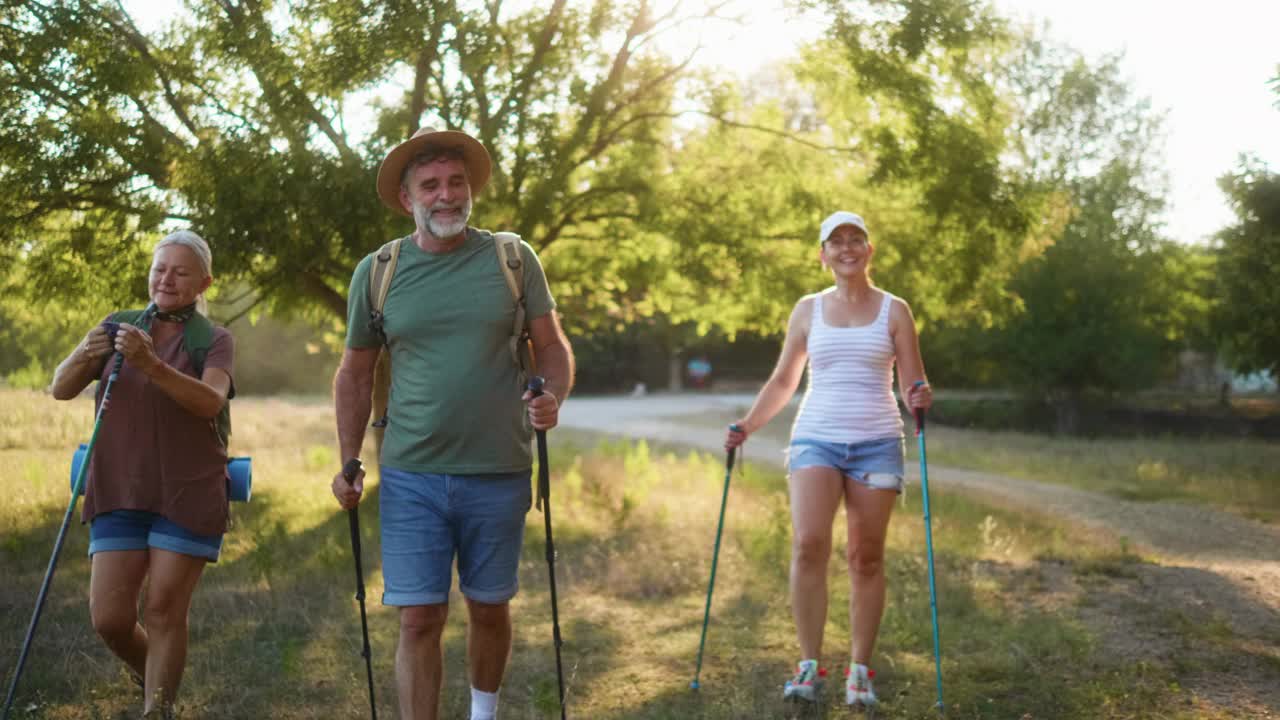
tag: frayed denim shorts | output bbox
[787,436,906,493]
[88,510,222,562]
[379,466,532,607]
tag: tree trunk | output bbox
[1051,390,1081,434]
[668,351,683,392]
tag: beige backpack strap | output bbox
[493,231,534,375]
[368,237,404,323]
[367,237,404,456]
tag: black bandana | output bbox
[153,303,198,323]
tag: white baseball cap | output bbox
[819,211,869,243]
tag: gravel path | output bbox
[560,394,1278,586]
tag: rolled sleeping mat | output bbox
[70,444,252,502]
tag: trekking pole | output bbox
[912,380,945,715]
[527,376,567,720]
[690,424,740,691]
[3,303,156,720]
[341,458,378,720]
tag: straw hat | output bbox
[376,127,492,216]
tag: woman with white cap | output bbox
[725,211,932,708]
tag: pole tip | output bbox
[690,680,700,690]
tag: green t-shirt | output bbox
[346,228,556,473]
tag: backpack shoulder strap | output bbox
[492,231,534,374]
[367,237,405,440]
[181,312,233,448]
[493,231,524,303]
[183,312,216,376]
[367,237,405,341]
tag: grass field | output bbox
[0,389,1267,718]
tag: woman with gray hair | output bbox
[50,230,236,719]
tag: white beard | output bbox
[414,197,471,239]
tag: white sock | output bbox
[470,687,499,720]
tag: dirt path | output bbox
[561,394,1280,715]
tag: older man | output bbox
[331,126,574,720]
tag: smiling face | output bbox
[820,224,873,275]
[149,244,212,311]
[399,155,473,239]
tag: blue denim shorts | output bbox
[787,436,906,493]
[379,466,532,606]
[88,510,223,562]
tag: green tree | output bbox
[981,36,1209,429]
[1213,159,1280,376]
[0,0,724,326]
[802,0,1045,326]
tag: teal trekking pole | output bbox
[690,424,740,691]
[3,304,156,720]
[912,380,945,715]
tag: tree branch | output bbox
[105,1,202,143]
[215,0,358,164]
[499,0,567,119]
[299,271,347,319]
[408,29,443,136]
[219,293,267,326]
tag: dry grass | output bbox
[0,390,1258,718]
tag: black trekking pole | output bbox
[3,303,156,720]
[341,458,378,720]
[690,424,739,691]
[527,376,567,720]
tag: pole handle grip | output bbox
[527,376,545,397]
[726,424,742,470]
[342,458,363,486]
[911,380,927,434]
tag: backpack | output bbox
[366,231,533,455]
[102,309,234,448]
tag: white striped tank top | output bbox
[791,289,904,443]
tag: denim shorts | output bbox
[787,436,906,492]
[379,466,532,606]
[88,510,223,562]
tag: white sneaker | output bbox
[846,663,878,706]
[782,659,825,702]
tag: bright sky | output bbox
[672,0,1280,246]
[123,0,1279,245]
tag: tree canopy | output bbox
[1214,159,1280,376]
[1,0,1272,401]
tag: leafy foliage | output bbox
[1213,160,1280,375]
[1,0,1256,399]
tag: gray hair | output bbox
[155,230,213,277]
[400,146,468,191]
[154,230,213,313]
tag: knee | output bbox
[466,599,510,631]
[143,592,189,634]
[792,532,831,567]
[90,597,137,642]
[400,604,449,643]
[849,543,885,578]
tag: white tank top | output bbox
[790,289,904,443]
